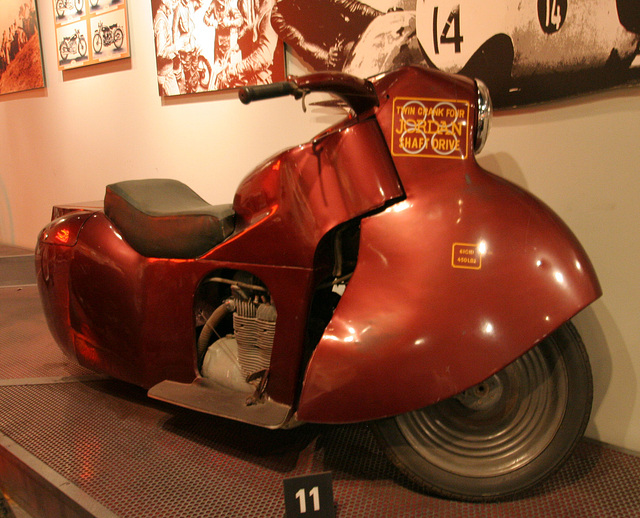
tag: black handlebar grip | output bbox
[239,81,299,104]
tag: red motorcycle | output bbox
[36,66,601,500]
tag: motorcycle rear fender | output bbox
[36,211,97,361]
[296,161,602,423]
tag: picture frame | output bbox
[0,0,45,95]
[150,0,286,96]
[53,0,130,70]
[272,0,640,108]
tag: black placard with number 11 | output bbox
[283,472,335,517]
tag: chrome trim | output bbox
[474,79,493,154]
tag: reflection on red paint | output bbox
[42,212,94,247]
[55,229,71,244]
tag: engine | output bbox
[196,274,277,401]
[233,298,277,379]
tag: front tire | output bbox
[78,37,87,58]
[197,55,212,89]
[372,322,592,500]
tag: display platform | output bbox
[1,247,640,517]
[0,245,36,289]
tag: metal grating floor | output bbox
[1,260,640,516]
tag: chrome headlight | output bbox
[474,79,493,154]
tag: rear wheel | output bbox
[59,42,69,61]
[55,1,65,18]
[373,322,592,500]
[93,33,102,53]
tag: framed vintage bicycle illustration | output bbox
[53,0,130,70]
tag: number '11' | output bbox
[295,486,320,513]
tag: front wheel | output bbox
[78,36,87,58]
[372,322,592,500]
[197,55,212,89]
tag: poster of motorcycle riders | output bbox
[54,0,130,70]
[152,0,286,95]
[154,0,640,106]
[0,0,44,95]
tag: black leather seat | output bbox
[104,179,235,259]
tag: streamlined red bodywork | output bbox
[36,65,603,500]
[297,67,601,421]
[37,66,600,424]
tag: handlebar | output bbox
[238,81,301,104]
[239,72,379,115]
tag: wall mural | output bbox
[53,0,130,70]
[151,0,286,96]
[0,0,45,95]
[273,0,640,108]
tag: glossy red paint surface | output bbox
[210,117,403,267]
[37,211,96,361]
[36,66,601,425]
[296,67,602,423]
[37,211,322,400]
[36,114,403,405]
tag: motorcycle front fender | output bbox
[297,162,602,423]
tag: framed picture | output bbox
[151,0,286,96]
[53,0,130,70]
[0,0,45,95]
[272,0,640,108]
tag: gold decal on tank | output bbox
[392,97,469,159]
[452,243,482,270]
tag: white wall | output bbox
[1,2,640,453]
